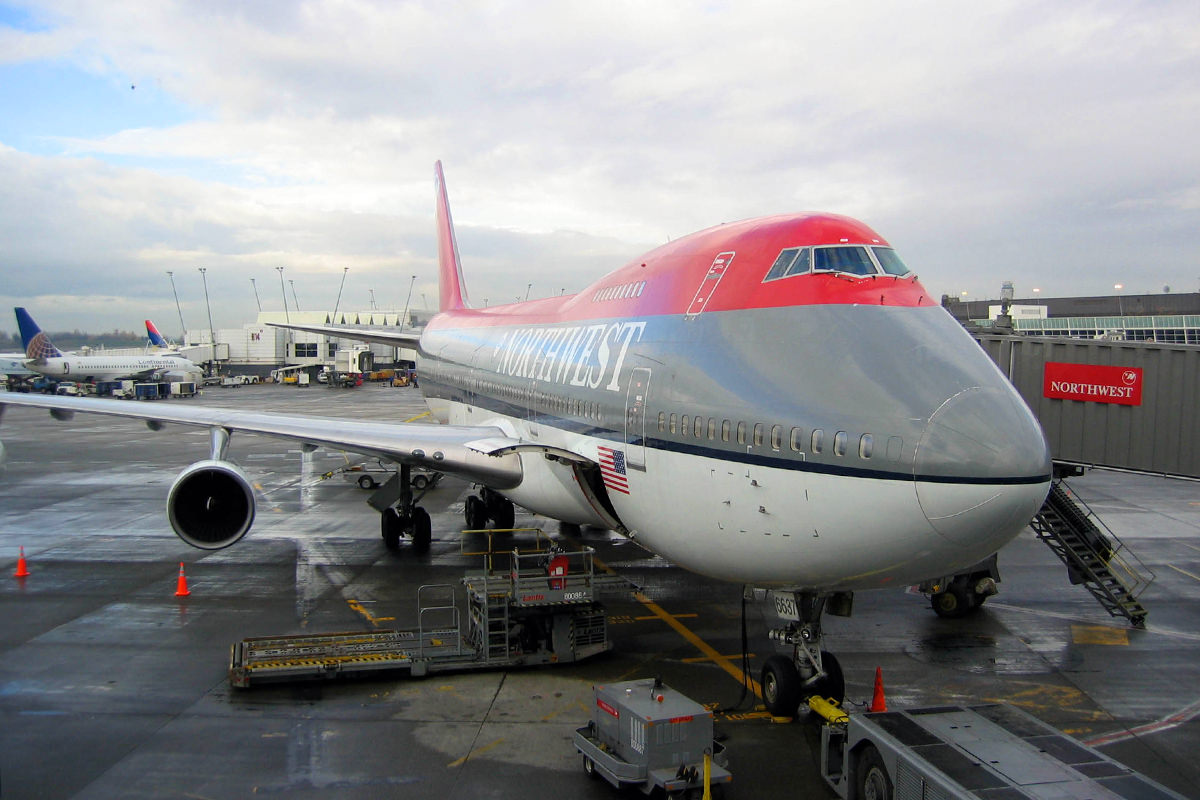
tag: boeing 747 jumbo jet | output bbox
[13,308,202,383]
[0,164,1051,713]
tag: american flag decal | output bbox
[597,446,630,494]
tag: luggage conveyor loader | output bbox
[229,545,624,687]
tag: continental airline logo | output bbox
[1043,362,1142,406]
[490,321,646,392]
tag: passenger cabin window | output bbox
[813,246,876,276]
[872,247,911,276]
[695,416,704,438]
[753,423,764,447]
[811,429,825,454]
[771,425,783,451]
[708,418,717,440]
[737,422,747,445]
[721,420,731,442]
[763,247,812,282]
[670,413,677,434]
[859,434,874,459]
[789,427,804,452]
[833,431,848,456]
[681,415,689,437]
[658,411,666,432]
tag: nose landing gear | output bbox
[760,590,850,717]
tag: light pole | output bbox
[401,275,416,329]
[276,267,290,323]
[250,278,262,312]
[198,267,216,376]
[167,271,186,341]
[1114,283,1125,317]
[333,267,349,322]
[289,279,301,312]
[525,283,532,302]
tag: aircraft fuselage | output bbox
[416,212,1051,591]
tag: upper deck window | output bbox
[763,247,811,282]
[871,247,911,276]
[813,246,876,276]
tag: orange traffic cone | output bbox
[174,562,191,597]
[14,546,30,578]
[869,667,887,712]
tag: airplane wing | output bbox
[0,393,521,489]
[266,322,421,349]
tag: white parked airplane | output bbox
[14,308,202,383]
[0,163,1051,713]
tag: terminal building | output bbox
[177,308,429,377]
[943,290,1200,344]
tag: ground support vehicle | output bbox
[818,703,1187,800]
[330,459,442,491]
[573,678,731,798]
[228,546,613,687]
[133,383,160,400]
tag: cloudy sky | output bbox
[1,1,1198,336]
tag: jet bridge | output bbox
[972,334,1200,625]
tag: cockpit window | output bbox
[763,247,811,281]
[872,247,911,276]
[812,246,876,276]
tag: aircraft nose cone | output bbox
[915,386,1051,546]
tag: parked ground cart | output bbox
[818,702,1187,800]
[574,678,731,798]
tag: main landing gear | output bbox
[381,463,432,554]
[464,486,516,531]
[760,591,851,717]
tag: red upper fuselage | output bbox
[428,212,934,334]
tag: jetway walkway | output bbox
[973,333,1198,624]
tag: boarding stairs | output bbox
[1030,478,1153,627]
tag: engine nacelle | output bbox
[167,460,256,549]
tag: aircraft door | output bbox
[624,367,651,470]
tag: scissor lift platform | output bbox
[229,546,615,688]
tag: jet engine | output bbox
[166,460,256,549]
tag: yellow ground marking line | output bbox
[347,598,395,627]
[634,592,761,698]
[1181,541,1200,553]
[447,737,504,768]
[575,546,761,699]
[1167,563,1200,583]
[682,653,757,664]
[635,612,698,621]
[1071,624,1129,646]
[403,410,432,422]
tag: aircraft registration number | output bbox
[772,592,800,621]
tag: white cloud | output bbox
[1,0,1199,332]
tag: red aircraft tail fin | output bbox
[435,161,469,311]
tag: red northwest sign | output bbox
[1043,362,1142,406]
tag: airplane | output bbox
[13,308,203,384]
[0,163,1051,715]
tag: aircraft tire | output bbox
[381,507,402,551]
[411,474,429,490]
[411,507,432,553]
[465,495,488,530]
[761,655,801,717]
[492,499,515,531]
[931,582,976,619]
